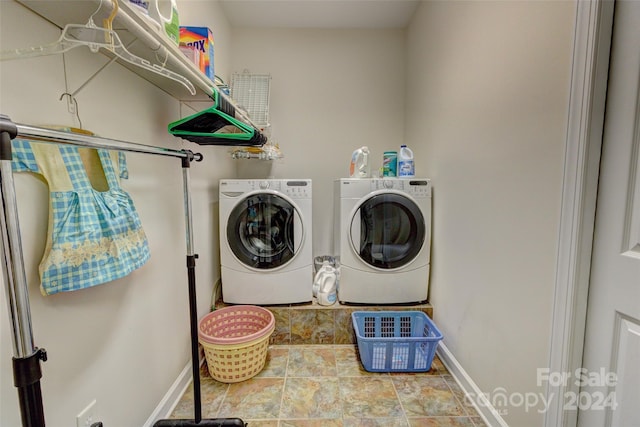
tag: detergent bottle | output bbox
[128,0,150,13]
[149,0,180,44]
[314,265,338,306]
[349,146,371,178]
[398,144,415,178]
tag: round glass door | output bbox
[350,192,426,269]
[227,193,301,269]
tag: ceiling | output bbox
[218,0,421,29]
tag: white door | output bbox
[578,1,640,426]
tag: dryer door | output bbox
[227,193,303,269]
[350,192,426,269]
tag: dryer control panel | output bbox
[369,178,431,198]
[406,179,431,198]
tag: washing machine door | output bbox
[350,192,426,269]
[227,193,303,270]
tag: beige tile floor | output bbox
[170,345,487,427]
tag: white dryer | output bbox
[334,178,431,304]
[219,179,313,305]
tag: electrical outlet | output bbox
[76,399,97,427]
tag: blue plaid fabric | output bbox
[11,139,150,295]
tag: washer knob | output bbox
[259,181,270,189]
[384,180,394,189]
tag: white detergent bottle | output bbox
[349,146,371,178]
[149,0,180,44]
[316,266,337,306]
[398,144,415,178]
[312,261,332,297]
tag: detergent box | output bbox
[179,26,214,81]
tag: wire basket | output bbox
[198,305,275,383]
[352,311,443,373]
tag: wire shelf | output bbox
[230,72,271,127]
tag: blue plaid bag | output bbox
[12,138,150,295]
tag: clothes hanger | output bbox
[0,0,195,95]
[167,88,268,146]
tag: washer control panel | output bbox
[219,179,311,198]
[284,180,312,199]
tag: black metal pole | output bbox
[186,253,202,423]
[153,155,247,427]
[0,114,47,427]
[12,348,48,427]
[181,154,203,423]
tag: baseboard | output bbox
[437,343,508,427]
[143,358,201,427]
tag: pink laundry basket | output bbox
[198,305,275,383]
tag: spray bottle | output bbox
[349,146,371,178]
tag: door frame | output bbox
[546,1,615,426]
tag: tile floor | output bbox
[170,345,487,426]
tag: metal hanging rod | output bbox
[0,114,204,426]
[13,122,201,160]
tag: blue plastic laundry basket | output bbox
[352,311,443,373]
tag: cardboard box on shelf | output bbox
[179,26,214,81]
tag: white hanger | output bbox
[0,4,195,95]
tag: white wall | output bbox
[0,1,233,425]
[405,1,575,426]
[229,27,405,255]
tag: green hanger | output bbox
[168,88,267,146]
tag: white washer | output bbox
[334,178,431,304]
[219,179,313,305]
